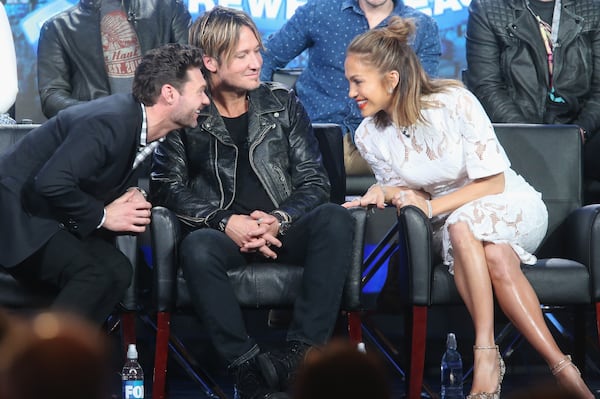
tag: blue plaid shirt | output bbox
[261,0,441,136]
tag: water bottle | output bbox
[122,344,144,399]
[441,333,463,399]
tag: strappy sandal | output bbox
[466,345,506,399]
[551,355,579,376]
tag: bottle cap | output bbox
[127,343,139,360]
[357,342,366,354]
[446,333,457,350]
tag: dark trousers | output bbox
[179,203,354,365]
[10,230,133,325]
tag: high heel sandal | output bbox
[551,355,579,377]
[466,345,506,399]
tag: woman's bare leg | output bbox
[449,222,500,394]
[484,242,593,398]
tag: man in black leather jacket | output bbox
[150,6,354,399]
[37,0,190,119]
[465,0,600,180]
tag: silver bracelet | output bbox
[425,200,433,219]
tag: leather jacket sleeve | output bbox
[169,0,191,44]
[272,90,330,222]
[150,130,221,228]
[465,0,529,122]
[572,26,600,137]
[37,19,93,118]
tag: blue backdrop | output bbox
[6,0,471,123]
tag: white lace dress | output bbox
[354,86,548,272]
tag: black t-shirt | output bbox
[223,112,275,215]
[529,0,555,25]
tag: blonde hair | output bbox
[189,6,263,79]
[347,16,461,128]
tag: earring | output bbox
[388,88,393,94]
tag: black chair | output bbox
[148,123,368,399]
[371,124,600,399]
[0,123,139,350]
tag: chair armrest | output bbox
[342,206,367,310]
[397,205,433,306]
[115,235,138,311]
[564,204,600,300]
[150,206,182,312]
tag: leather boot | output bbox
[257,341,312,391]
[230,356,290,399]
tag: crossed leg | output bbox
[449,222,593,398]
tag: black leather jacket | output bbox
[150,83,330,229]
[465,0,600,137]
[37,0,190,118]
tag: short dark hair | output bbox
[132,43,203,106]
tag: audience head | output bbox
[189,6,263,88]
[132,43,203,106]
[345,16,459,129]
[0,310,111,399]
[292,339,391,399]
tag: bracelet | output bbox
[425,200,433,219]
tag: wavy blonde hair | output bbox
[347,16,461,128]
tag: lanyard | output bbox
[526,0,564,102]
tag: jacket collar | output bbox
[80,0,132,11]
[197,83,286,141]
[197,83,285,120]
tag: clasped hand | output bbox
[224,210,282,259]
[103,188,152,233]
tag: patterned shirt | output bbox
[261,0,441,135]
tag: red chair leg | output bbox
[153,311,171,399]
[347,311,362,344]
[120,311,136,354]
[408,305,428,399]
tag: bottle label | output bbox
[123,380,144,399]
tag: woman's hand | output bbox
[391,189,431,217]
[342,184,386,209]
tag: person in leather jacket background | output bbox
[151,6,354,399]
[465,0,600,181]
[37,0,191,119]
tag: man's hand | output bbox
[102,189,152,233]
[225,211,282,259]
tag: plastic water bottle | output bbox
[122,344,144,399]
[441,333,463,399]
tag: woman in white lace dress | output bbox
[342,16,594,399]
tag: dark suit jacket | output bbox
[0,93,143,267]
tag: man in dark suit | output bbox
[0,43,209,324]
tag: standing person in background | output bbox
[0,1,17,124]
[0,44,209,326]
[37,0,191,119]
[343,16,594,399]
[152,6,354,399]
[261,0,441,175]
[465,0,600,181]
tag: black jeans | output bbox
[10,229,133,325]
[179,203,354,365]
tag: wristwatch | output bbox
[270,210,292,236]
[218,215,231,232]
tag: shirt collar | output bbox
[342,0,402,14]
[139,103,148,147]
